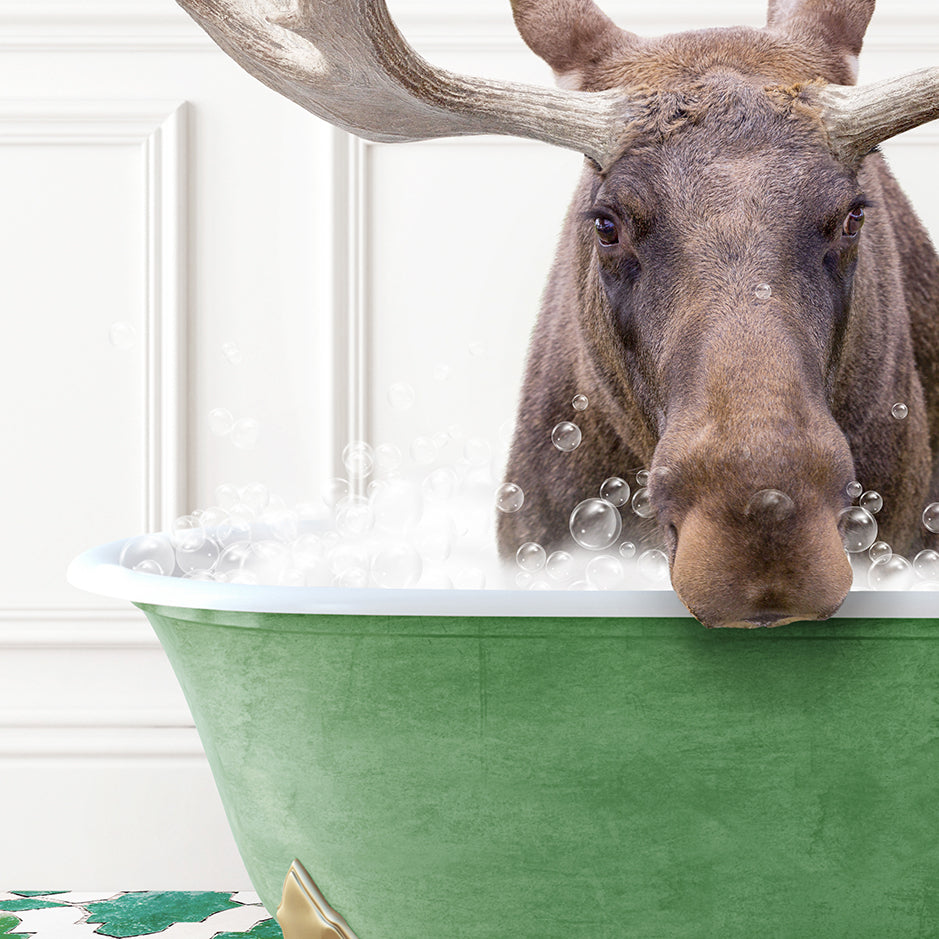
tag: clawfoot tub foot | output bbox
[277,859,360,939]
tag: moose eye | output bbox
[595,216,619,246]
[843,206,865,239]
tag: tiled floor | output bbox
[0,891,281,938]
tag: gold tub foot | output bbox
[277,859,360,939]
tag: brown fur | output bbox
[498,1,939,627]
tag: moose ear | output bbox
[510,0,635,89]
[766,0,876,82]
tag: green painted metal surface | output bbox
[138,604,939,938]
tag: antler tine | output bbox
[816,66,939,165]
[176,0,634,171]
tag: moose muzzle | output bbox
[650,409,856,629]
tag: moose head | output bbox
[177,0,939,627]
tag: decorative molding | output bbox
[0,5,209,52]
[0,610,158,649]
[0,99,188,534]
[330,132,544,476]
[0,3,936,53]
[0,725,204,760]
[337,133,370,487]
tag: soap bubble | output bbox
[572,394,589,411]
[838,506,878,553]
[374,443,403,476]
[914,549,939,582]
[433,363,452,381]
[250,540,292,582]
[891,402,909,420]
[321,477,350,510]
[215,483,240,509]
[413,510,457,562]
[215,515,252,548]
[174,541,213,573]
[335,567,369,588]
[868,554,914,590]
[231,417,260,450]
[495,482,525,514]
[292,534,324,567]
[371,542,422,588]
[551,421,582,452]
[618,541,637,560]
[745,489,795,523]
[228,503,255,527]
[342,441,374,479]
[637,548,670,583]
[120,534,175,576]
[636,470,650,486]
[410,436,437,465]
[241,482,270,514]
[515,571,534,588]
[631,487,654,518]
[170,515,206,552]
[869,541,892,563]
[221,340,243,365]
[453,567,486,589]
[516,542,547,573]
[208,408,234,437]
[754,283,772,300]
[371,477,423,533]
[846,480,863,500]
[108,321,136,350]
[421,570,454,590]
[599,476,630,507]
[133,559,163,575]
[423,467,460,502]
[263,506,299,543]
[196,506,228,529]
[545,550,576,583]
[388,381,416,411]
[216,541,253,577]
[570,498,622,550]
[859,490,883,515]
[586,554,624,590]
[464,437,492,467]
[328,542,370,577]
[923,502,939,533]
[335,495,374,536]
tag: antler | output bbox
[176,0,635,171]
[816,66,939,164]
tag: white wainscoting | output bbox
[1,0,938,892]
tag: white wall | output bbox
[0,0,937,890]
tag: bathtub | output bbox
[69,537,939,937]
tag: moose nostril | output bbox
[744,488,796,523]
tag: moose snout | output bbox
[667,501,853,629]
[651,427,856,629]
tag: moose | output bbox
[177,0,939,627]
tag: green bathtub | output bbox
[70,539,939,937]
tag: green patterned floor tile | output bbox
[85,892,242,937]
[0,912,27,938]
[213,919,283,938]
[9,891,68,897]
[0,898,67,912]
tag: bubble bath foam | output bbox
[69,541,939,938]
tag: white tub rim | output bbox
[66,537,939,619]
